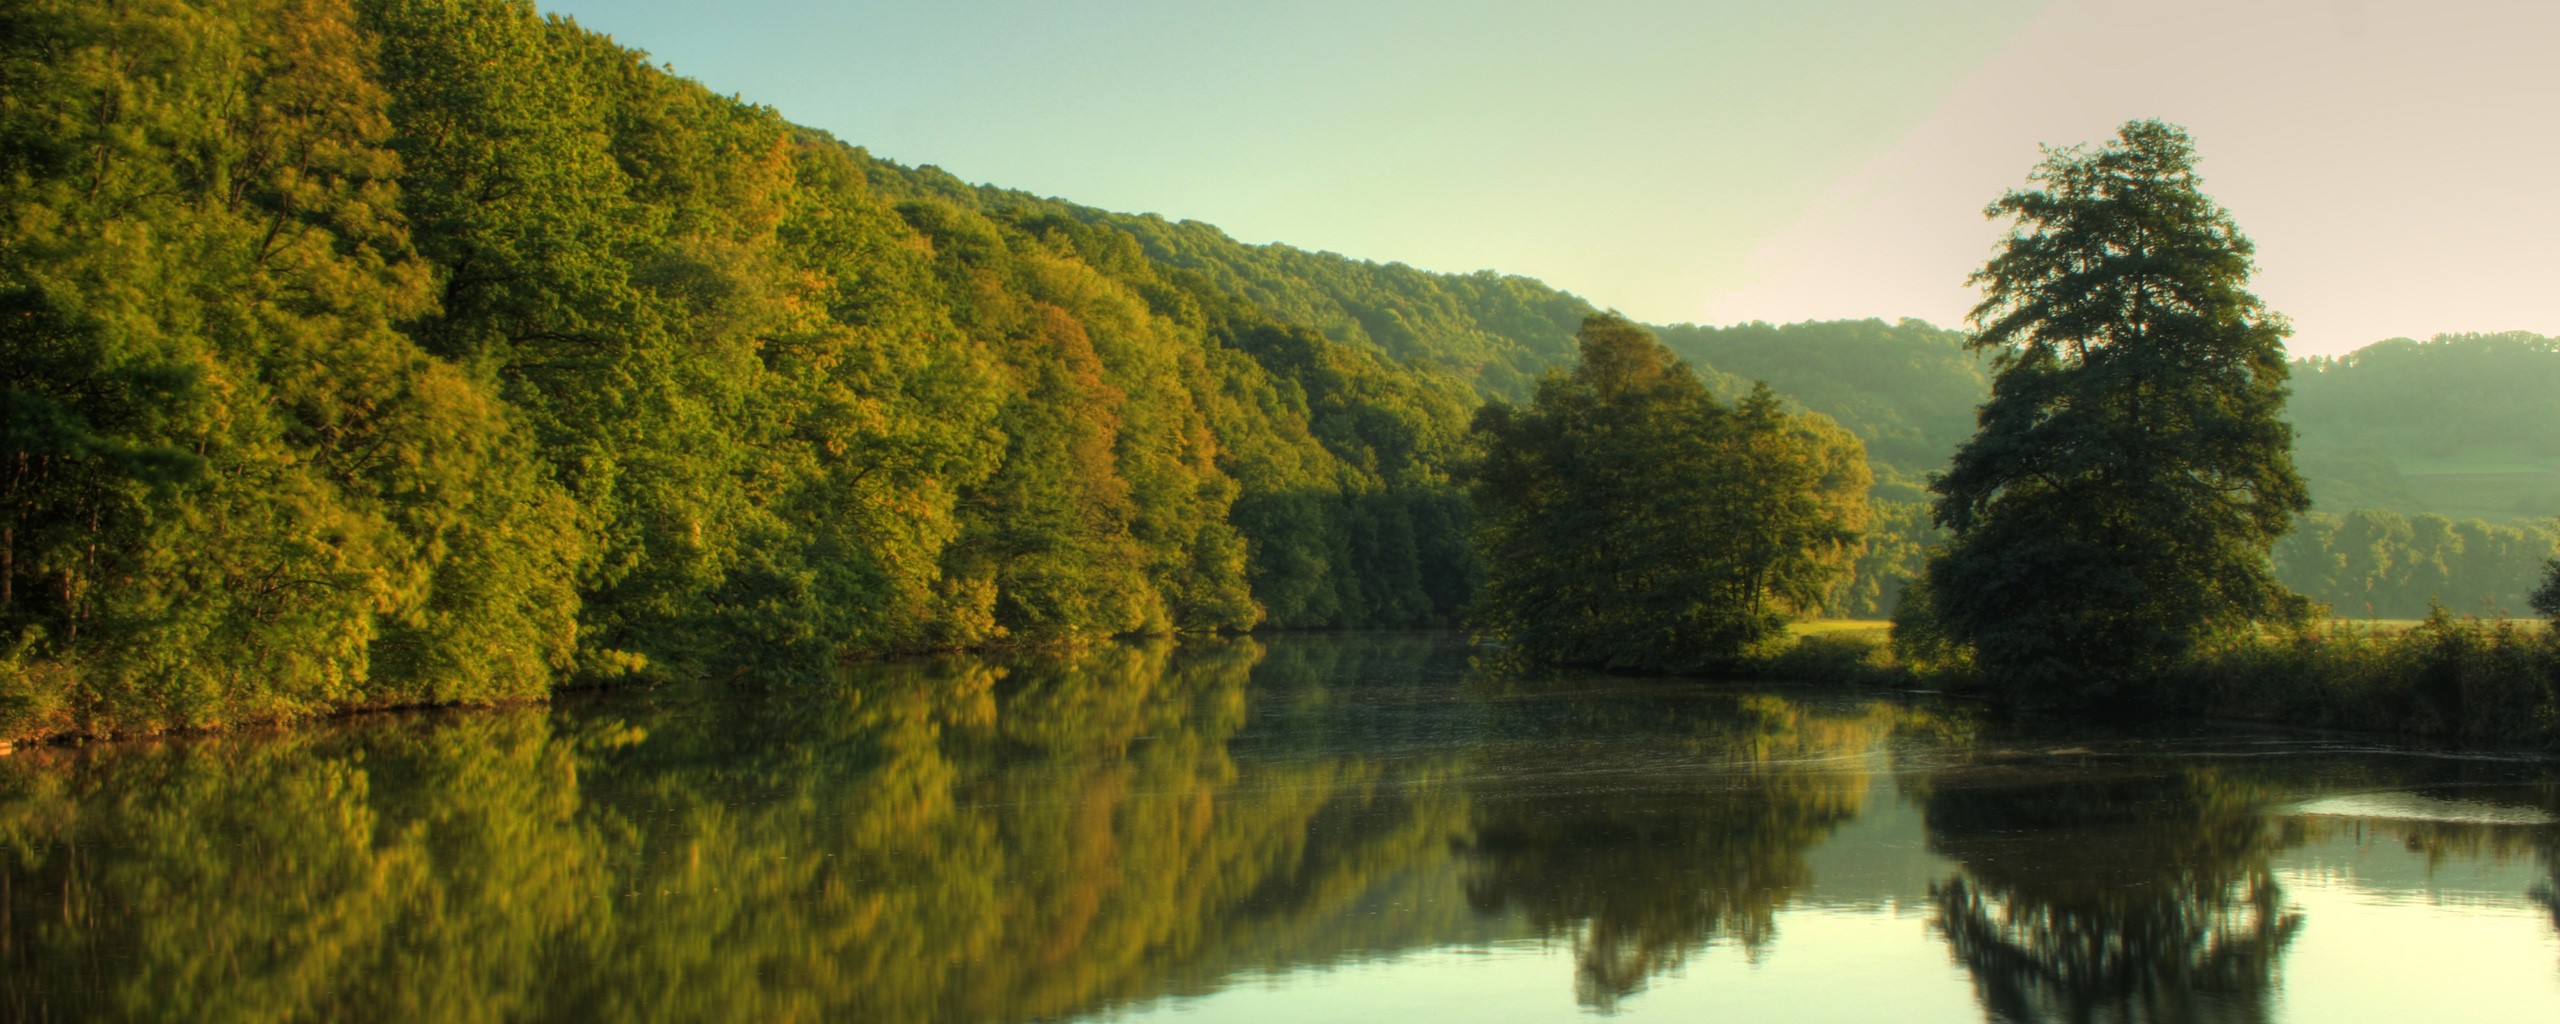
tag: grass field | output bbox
[2321,617,2549,634]
[1792,620,1890,636]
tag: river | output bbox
[1,632,2554,1021]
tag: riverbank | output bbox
[11,617,2555,751]
[1747,615,2560,748]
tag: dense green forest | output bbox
[0,0,1927,733]
[1469,317,1868,671]
[0,0,1596,735]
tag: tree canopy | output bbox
[1916,120,2310,700]
[1469,316,1868,671]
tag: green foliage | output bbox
[1748,628,1911,688]
[2273,509,2560,618]
[2171,615,2558,745]
[950,191,1598,404]
[1469,315,1870,671]
[1824,498,1938,618]
[864,174,1487,638]
[0,0,584,734]
[1918,120,2310,702]
[0,0,1525,735]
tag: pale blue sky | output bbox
[541,0,2559,356]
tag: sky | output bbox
[540,0,2559,357]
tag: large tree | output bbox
[1470,315,1868,671]
[1919,120,2309,701]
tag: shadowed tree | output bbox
[1469,315,1869,671]
[1917,120,2310,703]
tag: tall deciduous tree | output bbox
[1919,120,2309,701]
[1470,315,1868,671]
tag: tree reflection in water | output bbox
[0,637,1482,1022]
[1457,691,1922,1010]
[6,635,2553,1022]
[1921,765,2302,1024]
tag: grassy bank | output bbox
[1747,615,2560,747]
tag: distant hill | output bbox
[2291,332,2560,524]
[1651,319,1990,503]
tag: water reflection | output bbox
[1458,692,1910,1009]
[1920,764,2301,1023]
[0,634,2553,1022]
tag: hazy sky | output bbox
[541,0,2557,357]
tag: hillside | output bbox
[1651,319,1989,502]
[857,159,1602,404]
[0,0,1958,733]
[2291,332,2560,523]
[0,0,1598,734]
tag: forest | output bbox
[4,0,2556,740]
[0,0,1537,735]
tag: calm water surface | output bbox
[3,633,2556,1022]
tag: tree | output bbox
[2531,561,2560,622]
[1916,120,2309,701]
[1469,315,1868,671]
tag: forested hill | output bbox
[12,0,2546,740]
[2,0,1564,735]
[2290,332,2560,523]
[1651,320,1988,501]
[856,159,1601,404]
[845,158,1993,504]
[0,0,1940,735]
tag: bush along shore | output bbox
[1736,614,2560,749]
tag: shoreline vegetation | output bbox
[5,3,2557,750]
[11,616,2550,751]
[1752,616,2559,748]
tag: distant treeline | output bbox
[2274,511,2560,620]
